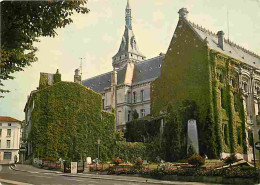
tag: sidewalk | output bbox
[12,164,63,174]
[12,164,212,185]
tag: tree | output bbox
[0,0,89,97]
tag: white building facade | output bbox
[81,0,164,130]
[0,116,21,164]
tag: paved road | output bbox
[0,165,214,185]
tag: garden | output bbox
[86,154,258,184]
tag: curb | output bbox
[10,165,207,185]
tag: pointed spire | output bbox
[112,0,145,69]
[126,0,130,9]
[125,0,132,29]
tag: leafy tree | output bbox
[132,109,139,120]
[202,109,217,158]
[0,0,89,96]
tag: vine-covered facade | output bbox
[151,8,260,161]
[24,71,116,161]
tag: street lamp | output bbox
[97,139,101,164]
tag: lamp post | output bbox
[97,139,101,164]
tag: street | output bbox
[0,165,213,185]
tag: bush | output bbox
[223,154,237,167]
[188,155,205,167]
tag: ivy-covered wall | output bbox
[151,19,217,158]
[28,82,116,161]
[150,19,247,159]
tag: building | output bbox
[24,70,115,161]
[151,8,260,160]
[81,0,165,130]
[0,116,21,164]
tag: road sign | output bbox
[255,141,260,150]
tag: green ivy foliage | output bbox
[113,141,147,162]
[28,82,115,161]
[125,118,161,142]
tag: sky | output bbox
[0,0,260,121]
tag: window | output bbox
[0,129,2,137]
[0,140,1,148]
[128,111,131,122]
[244,83,248,92]
[7,129,11,137]
[8,123,11,126]
[141,109,145,118]
[220,89,224,108]
[102,99,105,110]
[140,90,144,102]
[4,152,12,160]
[133,92,136,103]
[224,124,229,145]
[233,93,239,112]
[6,140,10,148]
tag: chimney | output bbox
[111,70,117,86]
[74,69,81,84]
[217,31,225,50]
[178,8,189,19]
[53,69,61,84]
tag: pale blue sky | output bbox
[1,0,260,120]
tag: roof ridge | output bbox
[187,20,260,59]
[135,54,165,65]
[83,71,112,82]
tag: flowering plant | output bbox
[188,155,205,168]
[112,157,122,166]
[134,157,143,169]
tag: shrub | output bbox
[188,155,205,168]
[223,154,237,167]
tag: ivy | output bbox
[28,82,116,161]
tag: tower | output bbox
[112,0,146,70]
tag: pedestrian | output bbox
[14,155,17,164]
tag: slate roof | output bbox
[82,55,165,93]
[133,55,164,85]
[187,20,260,68]
[0,116,21,122]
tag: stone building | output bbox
[0,116,21,164]
[81,0,165,130]
[151,8,260,160]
